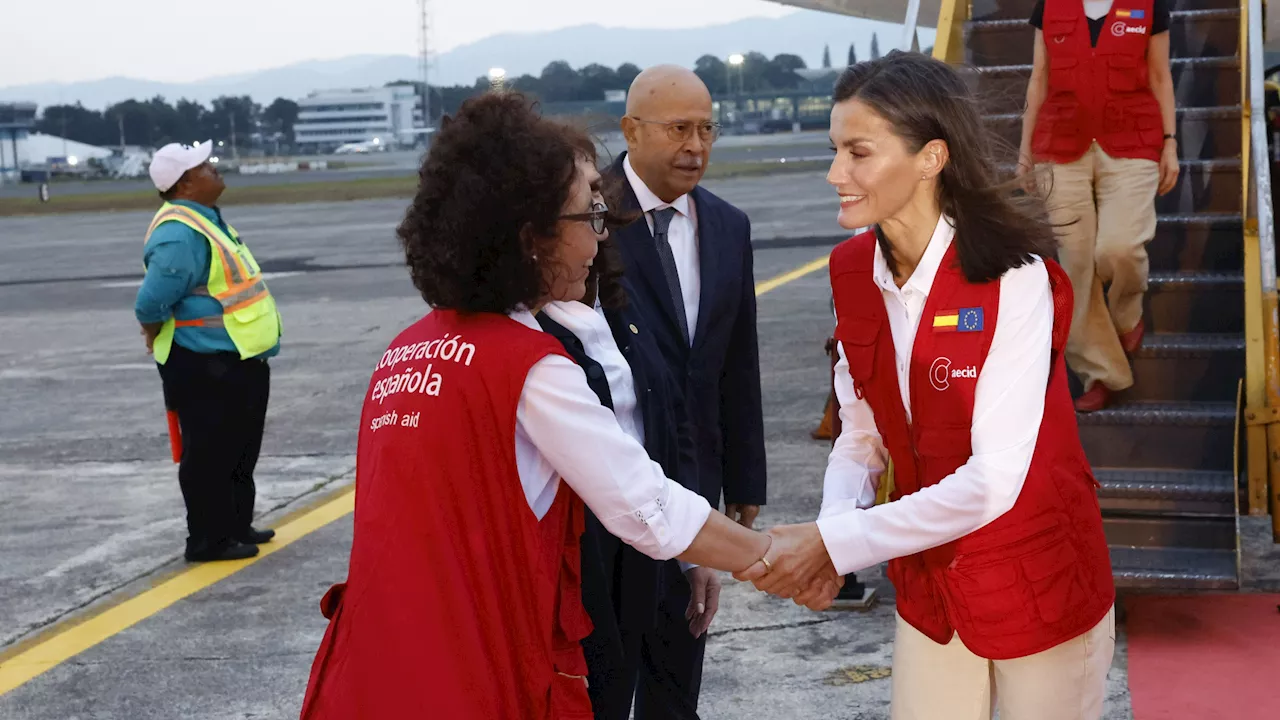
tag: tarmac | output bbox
[0,169,1274,719]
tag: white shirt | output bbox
[508,309,712,561]
[542,300,645,446]
[623,155,700,341]
[815,215,1054,576]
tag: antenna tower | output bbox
[418,0,432,128]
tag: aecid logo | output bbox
[1111,21,1147,37]
[929,357,978,391]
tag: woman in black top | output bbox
[1019,0,1179,412]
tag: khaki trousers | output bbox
[1043,143,1160,392]
[889,607,1115,720]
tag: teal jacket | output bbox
[134,200,281,358]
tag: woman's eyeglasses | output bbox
[561,202,609,234]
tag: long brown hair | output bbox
[833,51,1057,283]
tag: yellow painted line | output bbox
[0,486,355,696]
[754,254,831,297]
[0,252,830,698]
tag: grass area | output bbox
[0,159,828,218]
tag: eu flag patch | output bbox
[933,307,985,333]
[1116,8,1144,18]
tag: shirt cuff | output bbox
[818,496,864,521]
[626,480,712,561]
[816,509,875,576]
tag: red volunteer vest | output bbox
[830,232,1115,660]
[300,309,594,720]
[1032,0,1164,164]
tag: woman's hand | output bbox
[1157,139,1180,196]
[733,522,833,599]
[1015,149,1036,195]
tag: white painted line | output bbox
[100,271,305,289]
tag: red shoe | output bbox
[1119,319,1145,356]
[1075,383,1113,413]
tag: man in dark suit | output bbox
[607,64,767,719]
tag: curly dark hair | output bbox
[397,92,583,313]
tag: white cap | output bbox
[149,141,213,192]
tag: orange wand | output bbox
[162,384,182,463]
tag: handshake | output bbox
[733,522,845,611]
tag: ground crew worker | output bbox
[1018,0,1179,411]
[134,141,281,562]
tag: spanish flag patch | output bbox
[933,307,984,333]
[1115,8,1144,18]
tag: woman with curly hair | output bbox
[298,93,772,720]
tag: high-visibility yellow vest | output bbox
[143,202,281,365]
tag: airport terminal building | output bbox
[293,86,422,153]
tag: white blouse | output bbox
[508,309,711,561]
[816,215,1055,576]
[542,300,645,447]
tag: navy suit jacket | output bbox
[606,153,767,508]
[535,294,685,715]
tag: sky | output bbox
[4,0,796,86]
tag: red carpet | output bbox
[1126,593,1280,720]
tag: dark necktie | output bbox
[651,207,689,344]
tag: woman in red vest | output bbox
[299,93,772,720]
[1018,0,1179,411]
[738,52,1117,719]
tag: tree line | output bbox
[35,36,892,152]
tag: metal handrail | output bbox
[902,0,923,51]
[1249,0,1276,294]
[1244,0,1280,539]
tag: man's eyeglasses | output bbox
[630,118,721,144]
[561,202,609,234]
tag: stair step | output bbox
[985,106,1243,163]
[1096,468,1237,515]
[965,9,1241,67]
[996,159,1241,214]
[1078,401,1235,469]
[1124,333,1243,402]
[1157,158,1241,215]
[972,0,1239,23]
[1146,270,1244,334]
[1106,514,1237,547]
[1110,546,1239,590]
[1147,213,1243,274]
[968,56,1240,116]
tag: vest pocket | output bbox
[1020,540,1086,624]
[1047,54,1078,94]
[231,297,272,322]
[547,672,593,720]
[1106,54,1142,92]
[835,315,880,384]
[947,561,1036,634]
[915,425,972,458]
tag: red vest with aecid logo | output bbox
[1032,0,1164,164]
[830,232,1115,660]
[300,309,595,719]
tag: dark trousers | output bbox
[634,560,706,720]
[581,531,651,720]
[158,344,270,550]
